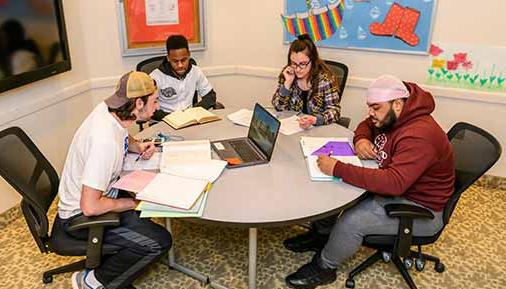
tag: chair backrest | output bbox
[324,60,348,97]
[443,122,502,224]
[0,127,59,253]
[136,55,166,74]
[136,56,198,75]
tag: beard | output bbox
[377,108,397,133]
[135,106,152,122]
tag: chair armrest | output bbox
[384,204,433,258]
[67,212,120,232]
[68,212,120,269]
[384,204,434,220]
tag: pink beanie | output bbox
[366,75,409,104]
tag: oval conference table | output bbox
[135,108,372,289]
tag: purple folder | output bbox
[311,141,355,156]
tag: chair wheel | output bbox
[434,262,445,273]
[403,257,413,269]
[43,275,53,284]
[345,278,355,288]
[415,258,425,271]
[381,252,391,263]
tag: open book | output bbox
[161,140,226,183]
[163,106,221,129]
[111,170,209,210]
[136,173,209,210]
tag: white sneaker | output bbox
[71,270,104,289]
[71,270,88,289]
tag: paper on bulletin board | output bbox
[126,0,195,44]
[426,43,506,92]
[145,0,179,26]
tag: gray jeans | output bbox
[320,195,444,269]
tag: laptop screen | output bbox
[247,103,281,160]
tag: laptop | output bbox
[211,103,281,168]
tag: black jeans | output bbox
[60,210,171,289]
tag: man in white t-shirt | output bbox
[56,71,172,289]
[149,34,218,120]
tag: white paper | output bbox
[138,191,207,213]
[279,115,305,135]
[161,159,227,183]
[139,191,209,218]
[136,174,208,210]
[162,140,211,164]
[306,155,363,181]
[145,0,179,26]
[227,109,253,127]
[123,152,162,171]
[214,142,225,150]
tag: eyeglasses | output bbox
[290,60,311,70]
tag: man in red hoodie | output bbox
[285,75,455,289]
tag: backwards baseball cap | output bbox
[105,71,156,109]
[366,75,409,104]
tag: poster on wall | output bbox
[426,43,506,92]
[117,0,205,56]
[282,0,437,54]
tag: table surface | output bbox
[136,109,370,227]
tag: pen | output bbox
[296,111,304,122]
[135,151,145,162]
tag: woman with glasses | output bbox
[272,34,341,128]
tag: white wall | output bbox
[1,0,505,213]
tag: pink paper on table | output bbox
[112,171,157,193]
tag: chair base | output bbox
[42,258,138,288]
[346,249,444,289]
[43,259,86,284]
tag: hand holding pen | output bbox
[135,151,145,162]
[298,114,317,129]
[316,150,337,176]
[134,141,156,162]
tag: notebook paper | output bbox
[123,152,162,171]
[279,115,305,135]
[135,173,209,210]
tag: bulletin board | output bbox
[117,0,206,56]
[282,0,437,55]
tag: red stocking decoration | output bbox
[395,7,420,46]
[369,3,404,36]
[370,3,421,47]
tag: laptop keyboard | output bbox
[229,140,259,162]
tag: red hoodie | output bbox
[333,82,455,211]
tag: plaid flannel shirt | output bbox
[271,71,341,125]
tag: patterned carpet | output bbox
[0,182,505,289]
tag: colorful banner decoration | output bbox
[281,0,345,42]
[284,0,437,55]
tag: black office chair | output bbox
[136,55,166,74]
[136,56,224,131]
[344,122,502,289]
[0,127,121,285]
[324,60,350,128]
